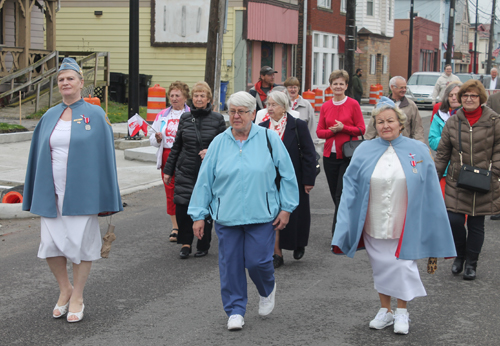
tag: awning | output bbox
[247,2,298,44]
[338,35,364,54]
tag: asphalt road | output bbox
[1,114,500,345]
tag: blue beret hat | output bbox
[376,96,396,109]
[59,57,82,75]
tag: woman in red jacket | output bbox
[317,70,365,236]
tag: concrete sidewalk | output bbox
[0,122,161,220]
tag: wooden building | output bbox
[0,0,58,79]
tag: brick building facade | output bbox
[355,28,391,96]
[390,17,440,79]
[302,0,346,91]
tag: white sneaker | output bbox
[393,308,410,334]
[227,314,244,330]
[258,282,276,316]
[369,308,394,329]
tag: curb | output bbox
[0,180,163,221]
[0,131,33,144]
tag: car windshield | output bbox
[457,75,473,83]
[407,75,439,86]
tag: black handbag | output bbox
[342,127,364,158]
[456,118,492,193]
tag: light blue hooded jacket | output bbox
[188,123,299,226]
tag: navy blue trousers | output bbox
[215,221,275,317]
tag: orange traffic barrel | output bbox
[377,84,383,99]
[84,94,101,106]
[314,88,324,112]
[2,191,23,203]
[324,86,333,102]
[147,84,166,121]
[369,85,378,105]
[303,89,315,109]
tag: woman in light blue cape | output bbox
[332,97,456,334]
[23,58,122,323]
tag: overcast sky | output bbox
[470,0,497,24]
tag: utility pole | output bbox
[205,0,226,111]
[205,0,219,95]
[212,0,226,112]
[345,0,356,97]
[445,0,455,66]
[473,0,479,74]
[128,0,140,121]
[486,0,496,73]
[408,0,414,79]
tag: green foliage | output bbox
[0,122,28,133]
[27,99,148,123]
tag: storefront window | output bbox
[261,42,274,68]
[247,41,253,85]
[282,45,288,82]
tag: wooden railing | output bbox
[0,47,54,78]
[0,47,24,76]
[0,51,110,113]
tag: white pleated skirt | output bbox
[39,194,101,264]
[364,232,426,301]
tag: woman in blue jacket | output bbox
[428,82,462,196]
[188,91,299,331]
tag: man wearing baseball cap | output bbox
[249,66,278,113]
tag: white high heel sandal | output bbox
[67,304,85,323]
[53,301,70,318]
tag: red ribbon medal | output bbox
[81,115,91,130]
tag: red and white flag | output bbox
[127,113,148,136]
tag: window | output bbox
[311,32,340,89]
[323,53,328,84]
[340,0,346,13]
[383,55,388,74]
[261,42,274,68]
[370,55,376,74]
[282,45,288,82]
[318,0,331,9]
[247,41,253,84]
[367,0,374,16]
[388,1,391,20]
[313,53,319,85]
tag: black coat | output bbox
[261,115,317,249]
[164,104,226,205]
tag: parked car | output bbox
[456,73,482,83]
[405,72,441,109]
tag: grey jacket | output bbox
[365,96,425,142]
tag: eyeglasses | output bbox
[461,94,479,100]
[228,110,250,116]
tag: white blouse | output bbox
[364,145,408,239]
[50,119,71,196]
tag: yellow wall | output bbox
[221,8,235,96]
[56,5,236,100]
